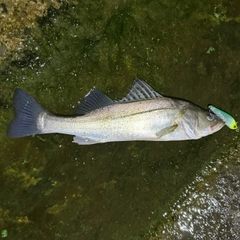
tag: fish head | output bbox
[177,107,225,139]
[195,108,225,137]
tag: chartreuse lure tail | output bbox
[208,105,238,130]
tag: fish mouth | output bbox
[210,120,225,132]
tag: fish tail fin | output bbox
[7,88,48,138]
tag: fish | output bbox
[7,79,225,145]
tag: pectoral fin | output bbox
[156,125,178,138]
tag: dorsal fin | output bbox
[76,88,114,115]
[119,78,163,102]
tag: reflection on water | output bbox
[155,143,240,240]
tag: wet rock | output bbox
[0,44,7,55]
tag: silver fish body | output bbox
[7,79,224,145]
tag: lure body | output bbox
[208,105,237,130]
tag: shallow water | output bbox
[153,144,240,239]
[0,1,240,239]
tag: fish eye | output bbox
[207,112,214,121]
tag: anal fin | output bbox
[73,136,98,145]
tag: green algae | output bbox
[1,229,8,238]
[0,0,240,239]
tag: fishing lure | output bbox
[208,105,238,130]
